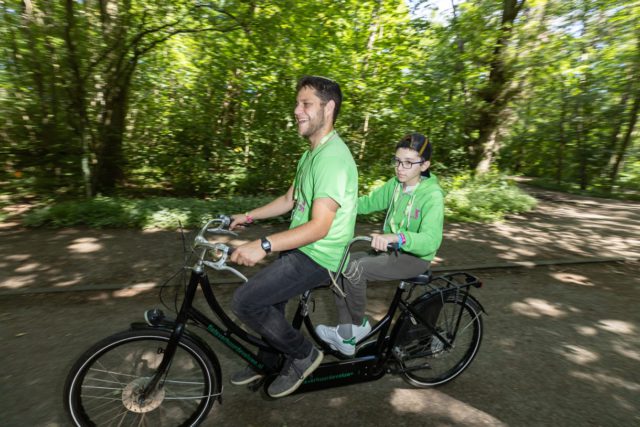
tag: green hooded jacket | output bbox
[357,174,444,261]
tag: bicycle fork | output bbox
[141,268,202,400]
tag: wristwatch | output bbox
[260,237,272,254]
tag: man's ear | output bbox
[324,100,336,122]
[421,160,431,172]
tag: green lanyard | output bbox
[385,182,418,233]
[293,130,338,202]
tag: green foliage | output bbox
[1,0,639,200]
[441,172,537,222]
[19,172,538,229]
[22,196,276,229]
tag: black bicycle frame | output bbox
[144,262,481,396]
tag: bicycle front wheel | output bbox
[394,291,483,387]
[64,328,219,427]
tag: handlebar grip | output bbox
[387,242,400,251]
[217,214,232,228]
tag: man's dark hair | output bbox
[296,75,342,124]
[396,132,432,177]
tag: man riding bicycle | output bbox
[228,75,358,398]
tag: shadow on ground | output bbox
[1,261,638,426]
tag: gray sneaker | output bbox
[267,348,323,398]
[230,365,264,385]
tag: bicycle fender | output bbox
[391,287,485,340]
[129,323,224,401]
[465,293,487,315]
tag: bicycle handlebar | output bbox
[192,215,399,281]
[190,215,247,282]
[334,236,400,275]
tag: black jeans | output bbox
[231,249,330,364]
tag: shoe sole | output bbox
[316,327,356,356]
[230,373,264,386]
[268,351,324,398]
[327,342,355,356]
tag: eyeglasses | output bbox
[391,157,424,169]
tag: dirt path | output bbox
[1,187,638,295]
[0,189,639,426]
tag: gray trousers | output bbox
[232,250,330,365]
[335,251,430,325]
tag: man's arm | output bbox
[229,185,295,230]
[230,197,339,266]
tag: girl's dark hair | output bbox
[395,133,432,176]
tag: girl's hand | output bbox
[229,213,248,230]
[370,233,399,252]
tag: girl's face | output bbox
[393,148,430,187]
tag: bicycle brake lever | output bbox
[202,260,248,282]
[207,228,238,237]
[219,265,248,282]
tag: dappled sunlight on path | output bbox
[437,194,640,269]
[1,190,639,294]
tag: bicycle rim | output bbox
[64,329,217,427]
[396,294,483,387]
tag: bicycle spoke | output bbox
[65,330,217,426]
[90,400,129,426]
[398,294,483,387]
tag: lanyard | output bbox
[384,182,418,233]
[294,130,338,202]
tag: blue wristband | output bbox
[397,233,403,249]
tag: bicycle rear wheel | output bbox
[64,328,219,426]
[394,291,483,387]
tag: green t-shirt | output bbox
[290,131,358,271]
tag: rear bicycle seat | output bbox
[403,270,433,284]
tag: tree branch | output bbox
[134,24,240,57]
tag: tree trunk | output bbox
[94,62,136,194]
[556,87,568,184]
[467,0,525,173]
[609,91,640,187]
[64,0,93,197]
[21,1,60,189]
[609,32,640,188]
[218,68,242,149]
[358,0,382,160]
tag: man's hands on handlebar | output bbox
[230,239,266,267]
[370,233,399,252]
[226,213,266,267]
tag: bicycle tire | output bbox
[394,290,483,387]
[64,328,219,427]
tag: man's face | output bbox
[294,86,328,139]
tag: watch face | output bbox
[261,237,271,252]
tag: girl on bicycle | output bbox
[316,132,445,356]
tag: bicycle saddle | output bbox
[404,270,433,284]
